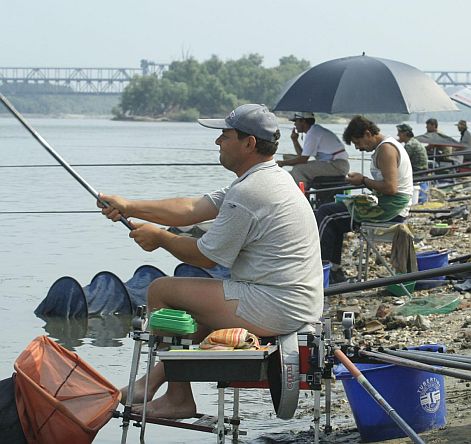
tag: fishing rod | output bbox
[402,349,471,365]
[0,162,221,168]
[324,262,471,296]
[359,349,471,381]
[381,349,471,371]
[308,170,471,194]
[448,195,471,202]
[428,149,471,159]
[449,252,471,263]
[0,94,132,230]
[413,161,471,175]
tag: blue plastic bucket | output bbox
[334,344,447,442]
[322,261,331,288]
[416,250,449,289]
[418,182,429,203]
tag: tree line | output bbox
[112,54,311,121]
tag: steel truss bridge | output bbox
[0,65,469,95]
[425,71,471,88]
[0,60,169,95]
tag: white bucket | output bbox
[412,185,420,205]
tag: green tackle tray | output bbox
[149,308,197,335]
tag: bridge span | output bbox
[0,60,169,95]
[0,64,469,95]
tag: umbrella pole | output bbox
[0,94,132,231]
[334,348,425,444]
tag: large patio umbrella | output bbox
[273,55,458,115]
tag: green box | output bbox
[149,308,197,335]
[386,281,416,297]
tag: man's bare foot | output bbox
[120,364,167,405]
[131,392,197,419]
[120,378,160,405]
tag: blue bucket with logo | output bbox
[334,344,447,442]
[322,261,331,288]
[416,250,449,289]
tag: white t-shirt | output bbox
[197,160,324,334]
[301,124,348,161]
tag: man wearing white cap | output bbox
[277,112,350,187]
[98,104,323,419]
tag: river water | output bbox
[0,116,461,443]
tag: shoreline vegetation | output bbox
[0,54,414,124]
[2,55,471,124]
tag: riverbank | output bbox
[320,181,471,443]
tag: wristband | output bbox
[361,176,367,186]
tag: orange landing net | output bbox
[14,336,120,444]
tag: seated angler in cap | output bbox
[396,123,428,172]
[98,104,324,419]
[276,112,350,188]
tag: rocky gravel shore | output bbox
[322,184,471,443]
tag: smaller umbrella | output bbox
[416,132,464,148]
[449,87,471,108]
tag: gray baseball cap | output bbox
[198,104,279,142]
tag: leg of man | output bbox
[290,159,349,186]
[315,202,352,265]
[129,276,281,418]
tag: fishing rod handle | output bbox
[98,196,133,231]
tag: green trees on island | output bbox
[113,54,310,120]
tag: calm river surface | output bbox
[0,116,461,443]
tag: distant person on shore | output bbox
[396,123,428,171]
[98,104,323,419]
[276,112,349,188]
[315,116,413,284]
[456,120,471,161]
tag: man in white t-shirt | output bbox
[277,112,350,187]
[98,104,323,420]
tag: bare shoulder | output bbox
[376,142,399,160]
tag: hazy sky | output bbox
[1,0,468,71]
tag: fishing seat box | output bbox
[157,333,312,389]
[308,175,348,208]
[156,345,278,382]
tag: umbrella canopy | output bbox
[273,55,458,115]
[416,132,464,148]
[449,86,471,108]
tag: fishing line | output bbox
[0,94,132,230]
[0,211,101,214]
[62,144,218,153]
[0,162,221,168]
